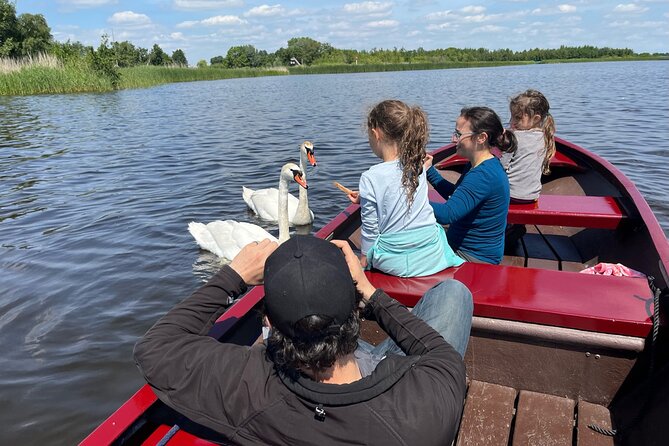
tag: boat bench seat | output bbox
[428,190,628,229]
[506,195,627,229]
[435,150,583,171]
[366,262,652,337]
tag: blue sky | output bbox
[16,1,669,65]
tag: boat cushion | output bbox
[366,262,652,338]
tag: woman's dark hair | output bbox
[460,106,517,154]
[368,99,429,208]
[265,311,361,379]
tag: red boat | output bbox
[82,137,669,445]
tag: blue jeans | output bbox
[357,279,473,360]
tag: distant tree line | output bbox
[207,36,656,68]
[2,0,663,76]
[1,0,188,68]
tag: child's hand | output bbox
[423,154,433,170]
[348,191,360,204]
[359,254,368,268]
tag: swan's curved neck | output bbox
[278,174,290,243]
[295,150,310,217]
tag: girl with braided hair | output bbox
[501,89,556,203]
[346,99,463,277]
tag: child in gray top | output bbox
[500,89,556,202]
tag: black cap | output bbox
[264,235,356,339]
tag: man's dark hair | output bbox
[265,311,361,379]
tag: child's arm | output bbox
[333,181,360,204]
[359,173,379,257]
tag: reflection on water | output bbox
[0,61,668,445]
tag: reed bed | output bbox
[119,65,288,89]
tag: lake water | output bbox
[1,60,668,444]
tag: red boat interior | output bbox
[82,139,669,446]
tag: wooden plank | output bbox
[456,380,517,446]
[576,400,615,446]
[512,390,575,446]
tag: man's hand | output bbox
[347,191,360,204]
[229,239,278,285]
[330,239,376,300]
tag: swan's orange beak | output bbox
[294,172,308,189]
[307,150,317,166]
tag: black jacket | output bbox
[134,266,466,445]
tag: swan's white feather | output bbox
[188,220,277,261]
[243,186,310,224]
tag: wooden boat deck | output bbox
[456,380,615,446]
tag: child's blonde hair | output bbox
[510,89,556,175]
[367,100,428,208]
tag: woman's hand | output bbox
[347,191,360,204]
[423,154,433,170]
[330,240,376,300]
[229,239,278,285]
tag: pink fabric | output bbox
[580,262,645,278]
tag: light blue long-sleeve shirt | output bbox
[359,160,437,256]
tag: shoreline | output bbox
[1,56,667,97]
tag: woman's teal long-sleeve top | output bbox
[427,158,509,264]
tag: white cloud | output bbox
[558,4,576,13]
[613,3,649,13]
[176,20,200,28]
[407,30,421,37]
[245,4,285,17]
[343,2,393,14]
[427,23,452,30]
[201,15,248,26]
[426,10,452,20]
[460,14,487,23]
[57,0,117,7]
[170,32,186,40]
[366,19,399,28]
[108,11,151,25]
[472,25,504,33]
[173,0,244,9]
[461,6,486,14]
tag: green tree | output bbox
[89,34,120,88]
[0,0,19,57]
[171,48,187,66]
[196,59,207,68]
[16,13,52,55]
[148,43,171,66]
[210,55,224,65]
[112,40,143,67]
[285,37,323,65]
[225,44,258,68]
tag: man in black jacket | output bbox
[135,235,472,445]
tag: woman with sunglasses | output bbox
[424,106,517,264]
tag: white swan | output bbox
[189,163,307,260]
[243,141,316,225]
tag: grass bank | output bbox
[119,65,288,89]
[1,56,666,96]
[0,61,289,96]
